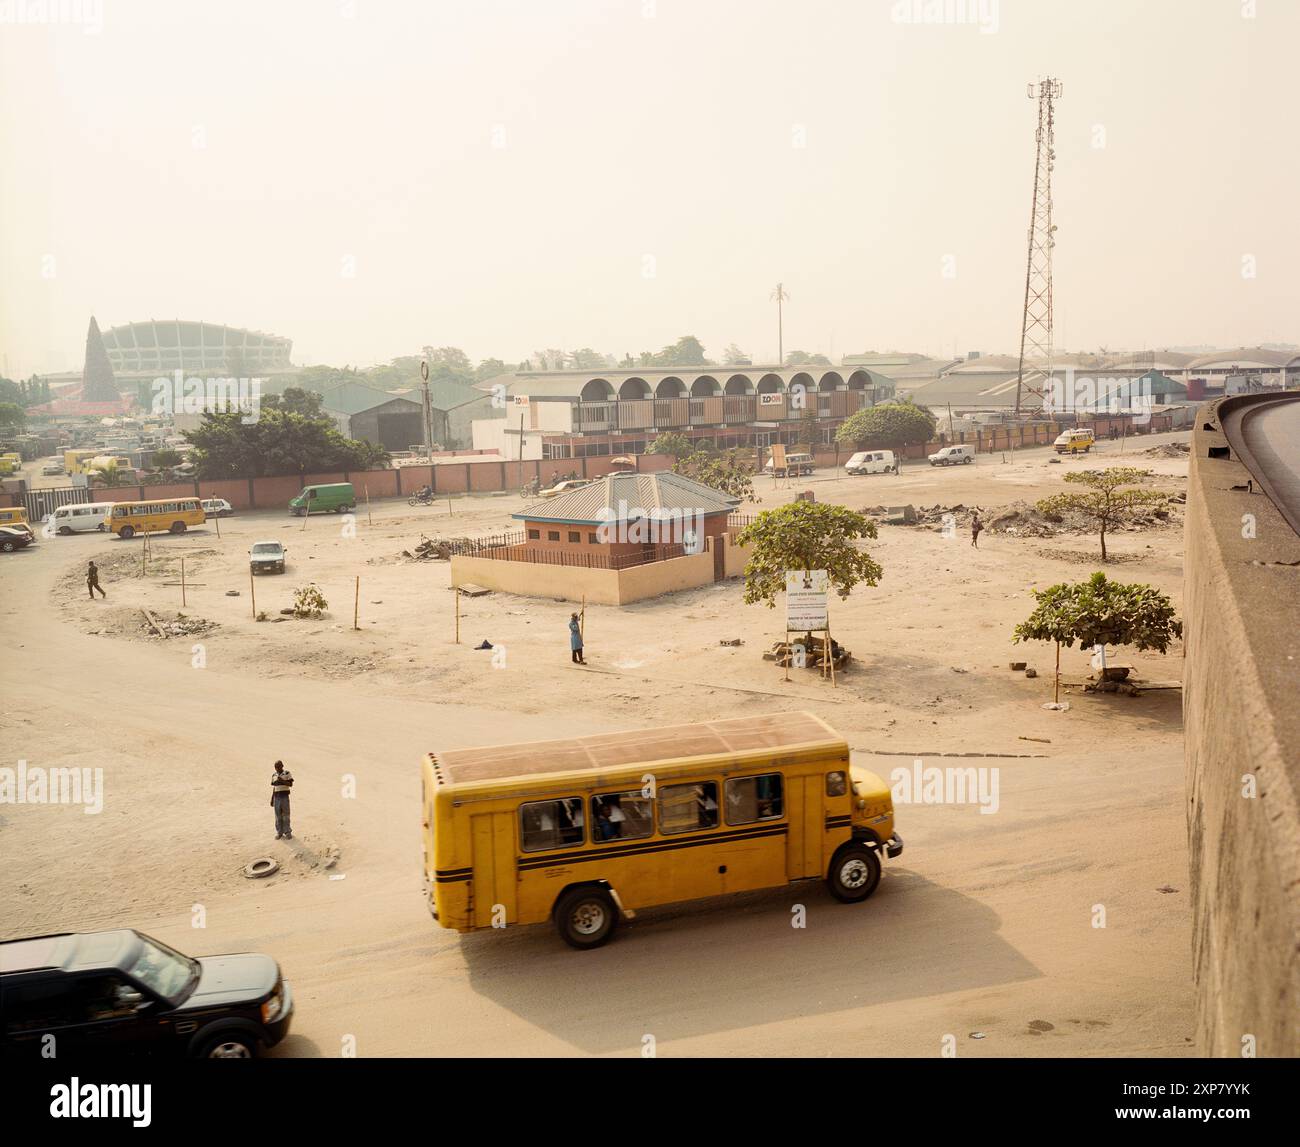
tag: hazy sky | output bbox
[2,0,1296,379]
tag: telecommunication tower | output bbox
[1014,77,1063,415]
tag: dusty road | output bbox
[1,433,1194,1056]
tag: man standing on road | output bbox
[569,612,586,665]
[271,760,294,840]
[970,514,984,549]
[87,560,106,599]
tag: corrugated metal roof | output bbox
[514,470,739,524]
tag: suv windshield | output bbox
[129,935,198,1003]
[252,544,281,554]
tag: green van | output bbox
[289,482,355,516]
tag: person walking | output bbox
[971,514,984,549]
[568,612,586,665]
[270,760,294,840]
[86,560,106,599]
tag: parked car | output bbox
[0,526,34,552]
[288,482,354,516]
[1053,428,1096,455]
[928,445,975,466]
[538,478,595,499]
[1,929,293,1059]
[763,451,815,477]
[845,450,899,476]
[201,497,234,519]
[249,540,287,574]
[42,463,65,476]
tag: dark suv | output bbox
[1,930,293,1059]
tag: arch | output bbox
[690,375,721,397]
[817,371,845,392]
[619,377,651,400]
[787,371,815,398]
[655,376,686,398]
[724,374,753,395]
[581,378,614,402]
[756,373,785,394]
[846,370,872,390]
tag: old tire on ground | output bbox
[243,857,279,879]
[553,886,617,950]
[119,525,135,539]
[827,843,882,903]
[200,1031,258,1058]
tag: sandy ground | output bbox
[0,433,1196,1057]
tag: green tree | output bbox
[151,448,182,468]
[569,348,607,369]
[646,432,694,458]
[475,357,509,381]
[722,343,750,365]
[654,335,708,367]
[785,350,832,366]
[1013,571,1183,702]
[264,387,326,418]
[797,407,817,450]
[836,402,936,451]
[184,408,382,478]
[0,402,25,430]
[674,449,755,502]
[1036,467,1166,561]
[0,378,21,404]
[736,502,882,608]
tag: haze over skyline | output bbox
[2,0,1297,379]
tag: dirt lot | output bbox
[0,433,1196,1057]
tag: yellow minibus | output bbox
[421,712,902,949]
[107,498,205,539]
[0,506,30,531]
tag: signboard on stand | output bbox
[785,569,829,630]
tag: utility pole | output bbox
[1014,77,1063,417]
[420,359,433,458]
[770,282,789,366]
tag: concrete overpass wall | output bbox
[1183,397,1300,1056]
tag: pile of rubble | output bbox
[402,535,475,561]
[892,498,1185,539]
[763,633,852,671]
[141,610,217,639]
[1142,441,1191,459]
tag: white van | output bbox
[201,497,234,518]
[763,451,815,477]
[928,444,975,466]
[47,502,115,534]
[845,450,899,476]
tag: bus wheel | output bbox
[170,521,186,534]
[554,886,616,949]
[827,843,881,903]
[119,525,135,539]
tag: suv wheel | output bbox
[827,843,882,903]
[200,1032,258,1058]
[553,886,617,949]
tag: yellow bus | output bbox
[0,506,29,531]
[421,712,902,949]
[107,498,205,539]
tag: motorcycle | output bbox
[408,490,435,507]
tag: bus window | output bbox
[725,773,784,825]
[659,782,718,834]
[591,791,653,842]
[826,771,848,797]
[520,797,584,852]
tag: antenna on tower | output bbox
[1014,77,1063,416]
